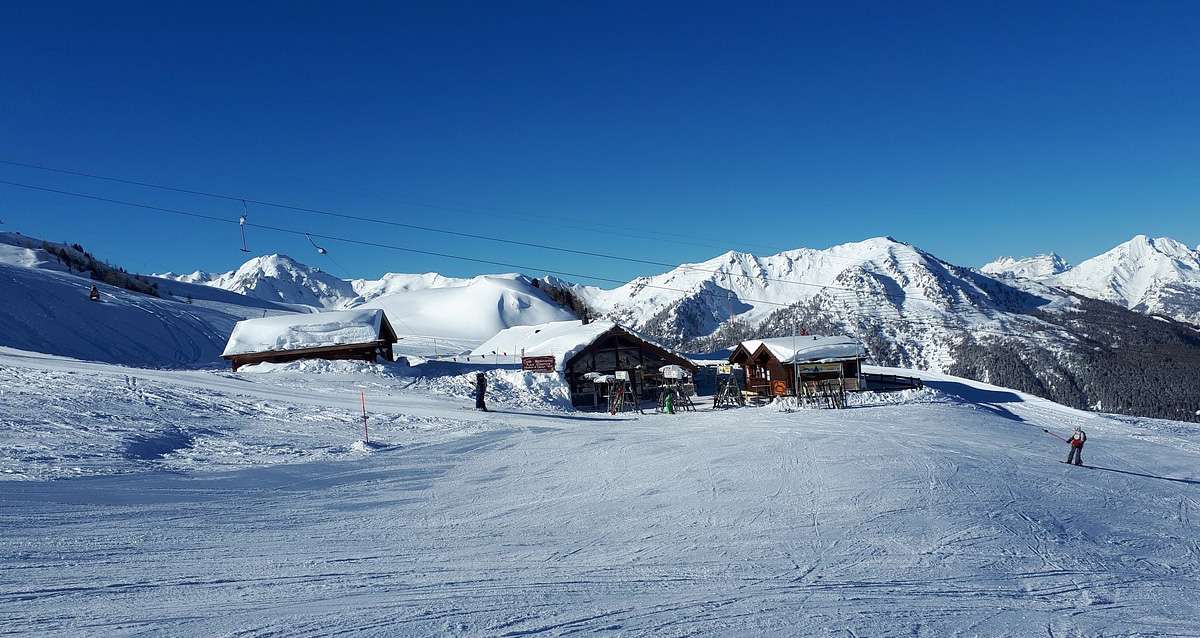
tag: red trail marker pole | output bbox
[360,390,369,444]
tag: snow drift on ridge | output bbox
[356,274,575,346]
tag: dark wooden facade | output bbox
[224,317,398,372]
[565,326,698,408]
[730,342,861,397]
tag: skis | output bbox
[1058,461,1089,468]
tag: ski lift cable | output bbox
[0,198,965,342]
[0,158,807,255]
[0,177,1165,349]
[0,159,952,305]
[0,177,1165,345]
[0,173,923,315]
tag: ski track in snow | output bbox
[1,350,1199,636]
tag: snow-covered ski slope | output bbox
[1,348,1197,635]
[0,233,302,367]
[0,262,250,367]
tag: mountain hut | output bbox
[729,335,866,397]
[470,320,698,409]
[221,308,397,371]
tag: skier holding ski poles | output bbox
[1065,427,1087,465]
[1043,426,1087,466]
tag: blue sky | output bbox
[2,2,1198,284]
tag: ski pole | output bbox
[1042,428,1068,443]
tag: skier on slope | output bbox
[473,371,488,412]
[88,284,100,301]
[1065,427,1087,466]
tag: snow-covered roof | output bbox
[735,339,763,355]
[469,320,616,371]
[745,335,865,363]
[470,319,689,372]
[222,309,392,357]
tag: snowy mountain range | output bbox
[6,229,1200,420]
[983,235,1200,326]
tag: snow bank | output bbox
[222,308,387,357]
[409,368,573,411]
[847,386,947,407]
[237,358,399,377]
[770,386,947,411]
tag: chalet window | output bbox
[617,349,642,369]
[594,349,618,370]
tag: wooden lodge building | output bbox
[729,335,866,398]
[221,308,398,371]
[471,319,698,409]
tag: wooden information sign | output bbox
[521,356,556,373]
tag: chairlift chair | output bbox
[238,200,251,253]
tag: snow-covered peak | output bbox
[204,254,357,308]
[571,235,1037,360]
[1050,235,1200,323]
[155,270,213,284]
[980,253,1069,280]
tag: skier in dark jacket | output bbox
[474,372,488,412]
[1066,427,1086,465]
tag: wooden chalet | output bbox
[471,320,698,409]
[221,308,397,371]
[729,335,865,397]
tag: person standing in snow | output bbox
[474,372,488,412]
[88,284,100,301]
[1066,427,1087,465]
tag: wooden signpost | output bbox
[521,356,556,373]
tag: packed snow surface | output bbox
[222,308,388,357]
[1,347,1198,635]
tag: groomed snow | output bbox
[2,347,1199,635]
[221,308,388,357]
